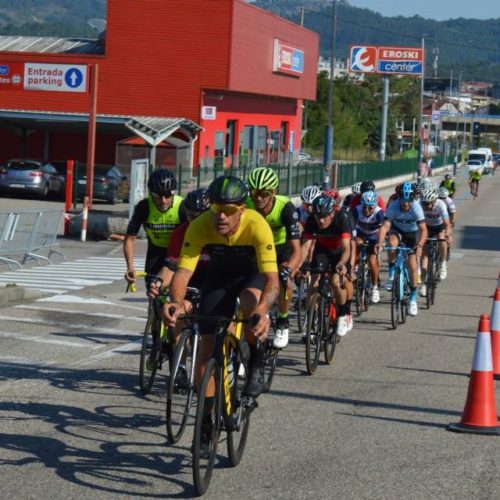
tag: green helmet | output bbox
[247,167,279,191]
[207,175,248,204]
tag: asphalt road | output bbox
[0,168,499,499]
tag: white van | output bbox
[467,149,489,174]
[477,147,493,173]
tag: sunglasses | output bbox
[210,203,242,216]
[152,191,173,199]
[251,189,273,198]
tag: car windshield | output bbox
[467,160,481,165]
[7,160,40,170]
[468,154,485,162]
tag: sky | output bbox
[347,0,499,21]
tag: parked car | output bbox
[0,159,64,198]
[297,151,313,162]
[76,164,130,204]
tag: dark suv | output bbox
[0,159,64,198]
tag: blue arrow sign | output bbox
[65,68,84,88]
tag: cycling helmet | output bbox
[421,187,438,203]
[148,168,177,194]
[323,188,342,206]
[352,182,362,195]
[312,194,335,216]
[247,167,279,191]
[444,173,452,180]
[361,190,377,207]
[399,182,415,201]
[360,179,376,193]
[438,186,449,199]
[184,188,209,213]
[301,185,322,204]
[207,175,248,204]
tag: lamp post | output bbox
[417,34,430,182]
[453,71,462,175]
[323,0,337,189]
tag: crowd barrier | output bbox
[0,210,65,269]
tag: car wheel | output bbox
[40,183,49,199]
[107,189,118,205]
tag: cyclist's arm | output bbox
[416,220,428,249]
[281,202,302,272]
[123,200,149,282]
[123,234,137,283]
[377,219,392,247]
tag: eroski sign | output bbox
[350,45,424,76]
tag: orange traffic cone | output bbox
[491,288,500,380]
[447,314,500,435]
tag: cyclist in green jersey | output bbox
[468,169,481,197]
[246,167,302,349]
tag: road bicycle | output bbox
[294,271,311,336]
[469,179,479,199]
[304,266,338,375]
[165,287,202,444]
[423,237,442,309]
[173,310,259,496]
[354,243,371,316]
[126,273,173,395]
[384,246,412,330]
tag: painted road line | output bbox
[37,295,149,311]
[75,340,141,366]
[0,331,97,348]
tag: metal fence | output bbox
[173,154,453,197]
[0,210,65,269]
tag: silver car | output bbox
[0,159,64,198]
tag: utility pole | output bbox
[379,76,389,161]
[417,35,429,182]
[323,0,337,189]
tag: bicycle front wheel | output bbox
[391,269,401,330]
[296,276,309,335]
[139,311,162,395]
[323,299,338,365]
[305,293,323,375]
[263,340,279,393]
[166,328,196,444]
[426,260,434,310]
[226,345,251,467]
[193,357,221,497]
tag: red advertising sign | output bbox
[273,39,305,76]
[350,45,424,76]
[0,62,24,89]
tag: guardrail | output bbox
[0,210,65,269]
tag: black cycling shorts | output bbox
[276,243,293,266]
[311,245,342,274]
[388,229,418,252]
[427,224,445,238]
[198,266,265,334]
[356,233,378,256]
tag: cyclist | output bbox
[439,174,456,198]
[326,188,355,332]
[469,169,481,197]
[386,183,403,209]
[375,182,428,317]
[419,187,452,296]
[341,182,362,210]
[164,175,278,415]
[301,194,352,337]
[297,185,322,228]
[438,187,456,227]
[124,168,187,285]
[246,167,302,349]
[349,179,385,211]
[353,191,385,304]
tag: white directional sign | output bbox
[431,111,441,125]
[23,63,87,92]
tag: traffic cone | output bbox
[490,288,500,380]
[447,314,500,435]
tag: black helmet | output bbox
[360,179,375,193]
[184,188,209,213]
[312,194,335,216]
[148,168,177,195]
[207,175,248,204]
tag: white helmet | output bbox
[421,187,438,203]
[438,186,449,199]
[301,185,322,204]
[352,182,362,195]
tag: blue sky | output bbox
[347,0,499,21]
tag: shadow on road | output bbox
[458,225,500,252]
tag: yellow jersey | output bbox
[178,208,277,274]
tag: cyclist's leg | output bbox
[385,231,400,289]
[367,241,380,302]
[419,233,430,294]
[275,244,294,348]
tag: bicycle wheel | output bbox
[305,292,323,375]
[426,260,434,310]
[166,328,196,444]
[430,256,439,306]
[263,339,278,393]
[192,357,221,497]
[295,276,309,335]
[401,273,409,324]
[363,265,371,314]
[139,310,162,395]
[390,269,401,330]
[323,299,338,364]
[226,344,251,467]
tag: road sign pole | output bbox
[379,75,389,161]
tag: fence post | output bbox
[287,160,292,197]
[332,162,338,190]
[64,160,74,236]
[177,164,183,196]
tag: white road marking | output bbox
[75,340,141,366]
[0,331,94,348]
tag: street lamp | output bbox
[323,0,337,189]
[417,34,431,182]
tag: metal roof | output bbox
[0,36,104,55]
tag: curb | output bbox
[0,285,49,309]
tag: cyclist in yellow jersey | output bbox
[246,167,302,349]
[123,168,187,284]
[164,176,279,407]
[468,169,481,197]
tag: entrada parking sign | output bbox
[24,63,87,92]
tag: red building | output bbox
[0,0,318,174]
